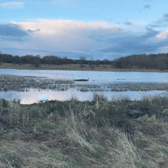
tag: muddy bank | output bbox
[0,75,168,92]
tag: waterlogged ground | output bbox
[0,69,168,104]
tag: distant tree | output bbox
[32,57,41,67]
[102,59,109,64]
[42,55,64,65]
[79,57,86,64]
[80,57,86,61]
[155,57,167,70]
[36,54,41,58]
[13,55,20,64]
[20,55,34,64]
[95,60,101,67]
[1,54,14,63]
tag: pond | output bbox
[0,69,168,104]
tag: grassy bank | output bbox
[0,95,168,167]
[1,63,168,72]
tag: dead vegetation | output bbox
[1,63,168,72]
[0,95,168,167]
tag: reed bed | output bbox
[1,63,168,72]
[0,95,168,167]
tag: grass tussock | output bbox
[0,95,168,167]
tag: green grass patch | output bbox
[0,95,168,167]
[41,121,57,130]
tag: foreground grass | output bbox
[1,63,168,72]
[0,95,168,167]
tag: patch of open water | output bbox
[0,69,168,104]
[1,69,168,83]
[0,88,167,104]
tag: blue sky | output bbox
[0,0,168,60]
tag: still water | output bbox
[1,88,167,104]
[1,69,168,83]
[0,69,168,104]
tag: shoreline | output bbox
[0,63,168,72]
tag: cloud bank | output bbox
[0,23,28,37]
[0,23,30,42]
[96,27,166,54]
[0,18,168,60]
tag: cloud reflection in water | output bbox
[0,88,167,104]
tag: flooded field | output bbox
[0,69,168,104]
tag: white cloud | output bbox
[11,19,120,37]
[156,30,168,40]
[0,2,24,8]
[11,19,120,52]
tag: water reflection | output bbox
[0,88,167,104]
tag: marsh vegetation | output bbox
[0,95,168,167]
[1,74,168,93]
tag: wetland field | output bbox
[0,69,168,104]
[1,95,168,167]
[0,69,168,167]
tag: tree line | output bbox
[0,54,110,67]
[112,53,168,70]
[0,53,168,70]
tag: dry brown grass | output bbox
[0,139,66,168]
[0,96,168,167]
[0,63,168,72]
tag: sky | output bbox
[0,0,168,60]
